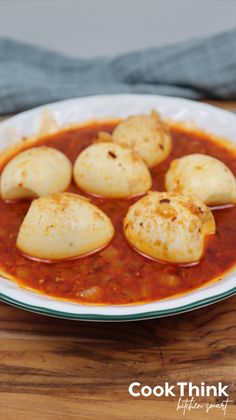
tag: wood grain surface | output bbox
[0,102,236,420]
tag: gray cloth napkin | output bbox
[0,28,236,114]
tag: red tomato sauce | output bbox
[0,122,236,305]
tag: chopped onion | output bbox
[79,286,103,301]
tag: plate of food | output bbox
[0,94,235,321]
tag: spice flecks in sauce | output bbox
[0,122,236,304]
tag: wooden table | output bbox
[0,102,236,420]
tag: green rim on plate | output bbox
[0,94,236,321]
[1,287,235,321]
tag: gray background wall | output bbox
[0,0,235,57]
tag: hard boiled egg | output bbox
[0,146,72,201]
[17,192,114,262]
[165,153,236,206]
[112,110,172,168]
[73,142,151,198]
[124,191,215,264]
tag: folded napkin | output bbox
[0,28,236,114]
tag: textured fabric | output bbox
[0,28,236,114]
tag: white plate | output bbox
[0,94,235,321]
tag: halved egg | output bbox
[112,110,172,168]
[17,192,114,262]
[73,142,151,198]
[124,191,215,264]
[165,153,236,206]
[0,146,72,201]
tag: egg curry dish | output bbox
[0,110,236,305]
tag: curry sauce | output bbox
[0,122,236,304]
